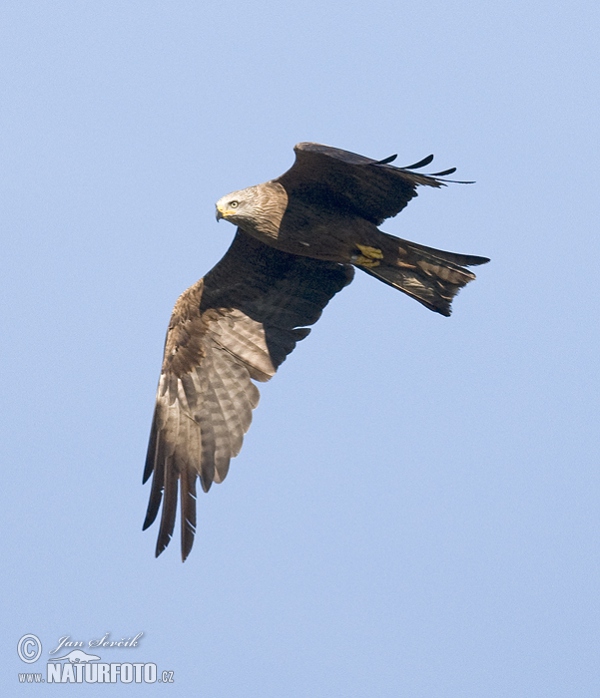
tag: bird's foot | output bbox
[352,245,384,268]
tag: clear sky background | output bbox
[2,1,599,696]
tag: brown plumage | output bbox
[144,143,489,560]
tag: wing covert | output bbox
[275,142,470,225]
[143,231,353,559]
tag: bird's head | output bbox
[215,186,260,225]
[215,181,287,239]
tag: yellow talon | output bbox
[356,244,383,259]
[355,256,381,268]
[353,245,383,268]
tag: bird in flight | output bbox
[143,142,489,560]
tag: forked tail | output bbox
[360,233,489,316]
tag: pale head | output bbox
[215,185,263,225]
[215,181,287,239]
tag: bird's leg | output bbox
[352,244,384,268]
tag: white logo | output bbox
[49,649,101,663]
[17,634,42,664]
[16,632,175,685]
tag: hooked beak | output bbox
[215,205,224,222]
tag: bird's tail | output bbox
[359,232,489,316]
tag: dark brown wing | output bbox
[143,231,353,560]
[275,142,471,225]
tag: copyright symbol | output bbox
[17,634,42,663]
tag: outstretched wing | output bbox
[143,231,353,560]
[275,142,471,225]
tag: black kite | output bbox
[143,143,489,559]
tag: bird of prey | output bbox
[143,142,489,560]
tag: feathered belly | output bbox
[243,210,379,263]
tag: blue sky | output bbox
[2,1,599,695]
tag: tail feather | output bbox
[361,234,489,316]
[396,238,490,268]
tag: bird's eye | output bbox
[229,200,239,209]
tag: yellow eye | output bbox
[229,200,239,209]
